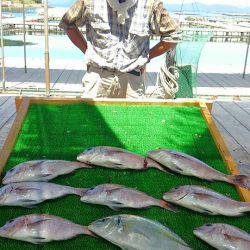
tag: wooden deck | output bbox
[0,96,249,175]
[1,58,250,97]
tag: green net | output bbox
[0,103,249,250]
[175,31,213,98]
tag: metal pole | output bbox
[0,0,6,91]
[44,0,50,96]
[243,33,250,79]
[22,1,27,73]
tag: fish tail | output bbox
[226,175,250,189]
[82,226,96,237]
[146,158,169,173]
[72,162,92,169]
[158,200,178,212]
[72,188,89,196]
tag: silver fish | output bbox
[0,182,87,207]
[147,149,250,188]
[89,214,191,250]
[163,185,250,216]
[0,214,94,244]
[2,160,91,184]
[77,146,167,172]
[194,223,250,250]
[80,184,176,211]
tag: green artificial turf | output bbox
[0,103,249,250]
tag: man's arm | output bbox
[149,1,181,61]
[149,41,176,61]
[59,0,88,54]
[66,25,87,54]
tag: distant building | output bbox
[2,1,13,7]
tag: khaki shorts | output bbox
[82,66,145,99]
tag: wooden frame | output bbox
[1,97,249,202]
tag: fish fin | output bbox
[158,200,178,212]
[27,236,47,244]
[113,163,125,168]
[106,188,123,195]
[73,188,89,196]
[20,199,38,204]
[194,205,215,215]
[133,228,151,240]
[27,218,51,228]
[107,201,125,210]
[223,233,249,242]
[226,175,250,189]
[145,158,171,173]
[108,206,121,211]
[39,173,52,178]
[173,166,184,173]
[193,192,214,200]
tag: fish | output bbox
[147,149,250,189]
[163,185,250,216]
[80,184,176,212]
[77,146,167,172]
[2,160,91,184]
[194,223,250,250]
[0,182,87,207]
[0,214,94,244]
[88,214,191,250]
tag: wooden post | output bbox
[243,33,250,79]
[22,1,27,73]
[44,0,50,96]
[0,0,6,91]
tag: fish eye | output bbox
[101,218,107,222]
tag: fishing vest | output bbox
[87,0,155,37]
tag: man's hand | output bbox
[66,25,88,54]
[149,41,177,61]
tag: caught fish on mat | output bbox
[163,185,250,216]
[147,149,250,188]
[77,146,167,172]
[88,214,192,250]
[194,223,250,250]
[81,183,176,211]
[2,160,91,184]
[0,214,94,244]
[0,182,87,207]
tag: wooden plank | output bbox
[200,102,250,202]
[0,96,10,106]
[218,102,250,131]
[214,118,250,176]
[28,97,201,107]
[235,101,250,115]
[0,98,30,172]
[212,103,250,153]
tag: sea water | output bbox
[3,34,249,73]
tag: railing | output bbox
[2,22,250,43]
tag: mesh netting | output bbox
[0,103,249,250]
[175,31,213,98]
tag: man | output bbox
[59,0,180,98]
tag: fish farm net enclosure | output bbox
[0,100,249,250]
